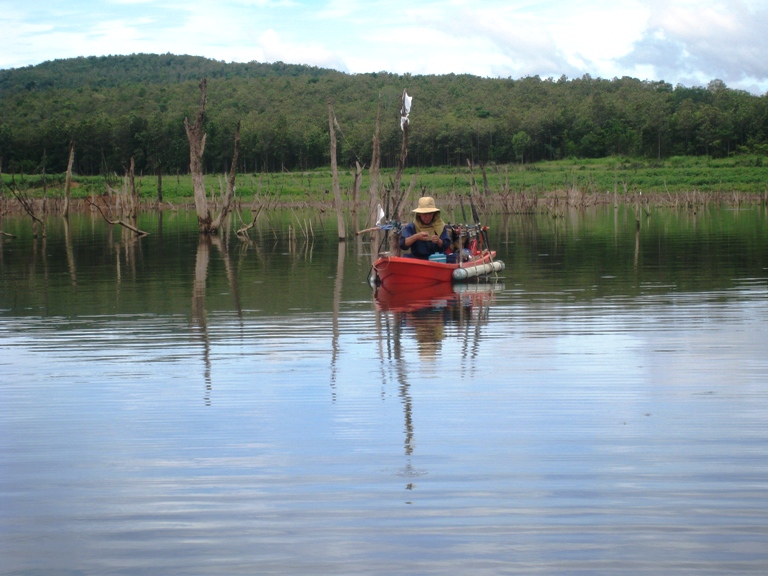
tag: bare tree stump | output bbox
[184,78,212,233]
[328,99,346,241]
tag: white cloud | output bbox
[257,29,344,69]
[619,0,768,90]
[315,0,365,19]
[87,19,149,42]
[1,0,767,93]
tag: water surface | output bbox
[1,206,768,575]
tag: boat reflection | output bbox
[374,282,457,314]
[374,281,503,493]
[375,282,503,360]
[376,281,502,311]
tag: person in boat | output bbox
[400,196,452,260]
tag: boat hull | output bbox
[373,251,501,287]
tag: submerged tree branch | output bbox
[88,199,149,236]
[235,203,265,238]
[6,179,46,237]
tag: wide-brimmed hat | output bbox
[412,196,440,214]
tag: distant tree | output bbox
[512,131,531,164]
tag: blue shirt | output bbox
[400,222,451,259]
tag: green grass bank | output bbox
[3,156,767,206]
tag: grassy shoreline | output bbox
[3,156,767,213]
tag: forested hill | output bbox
[0,53,339,94]
[1,53,767,176]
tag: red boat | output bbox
[372,250,504,287]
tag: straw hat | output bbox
[412,196,440,214]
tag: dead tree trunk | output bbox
[210,122,241,233]
[127,156,138,219]
[367,94,382,228]
[391,89,411,222]
[184,78,212,233]
[156,164,163,204]
[352,161,362,234]
[41,151,48,214]
[479,161,490,196]
[466,159,481,198]
[185,79,243,236]
[62,140,75,217]
[328,99,346,241]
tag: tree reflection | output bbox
[191,234,243,406]
[63,216,76,288]
[330,241,345,398]
[192,235,213,405]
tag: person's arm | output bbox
[399,223,412,250]
[438,227,451,251]
[403,231,431,247]
[400,223,430,249]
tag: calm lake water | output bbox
[1,206,768,575]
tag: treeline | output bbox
[1,53,767,176]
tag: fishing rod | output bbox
[468,194,491,254]
[380,187,393,254]
[460,196,468,224]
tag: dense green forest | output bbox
[1,53,767,177]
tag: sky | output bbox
[2,0,768,95]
